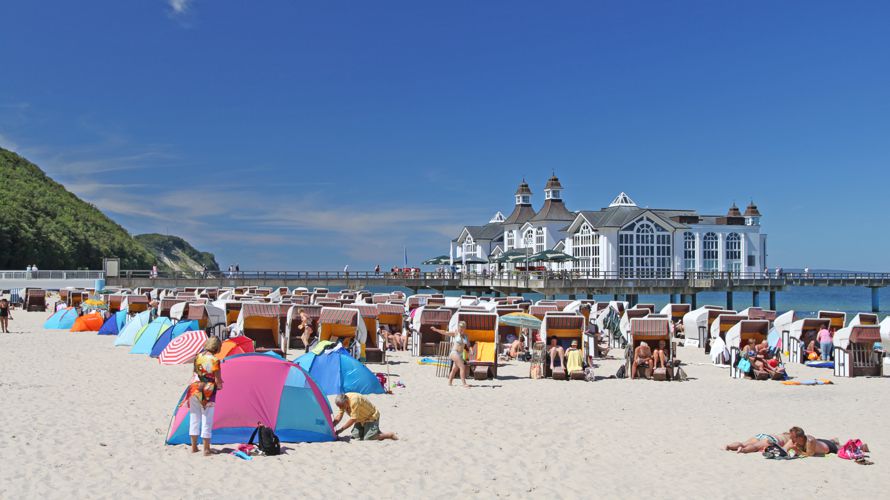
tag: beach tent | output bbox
[114,310,152,346]
[219,336,255,359]
[71,312,105,332]
[150,320,199,358]
[165,353,336,445]
[130,317,173,355]
[294,344,385,396]
[44,308,78,330]
[98,310,128,335]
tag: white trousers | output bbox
[188,395,214,440]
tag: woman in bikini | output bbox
[432,321,470,388]
[0,298,11,333]
[726,430,792,453]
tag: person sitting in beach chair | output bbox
[379,324,401,351]
[632,341,653,379]
[509,333,526,359]
[725,430,792,454]
[548,336,565,372]
[332,393,398,441]
[806,340,819,361]
[652,340,668,370]
[565,340,585,379]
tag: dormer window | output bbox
[545,190,561,200]
[516,195,530,205]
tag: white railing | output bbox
[0,270,105,280]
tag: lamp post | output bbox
[525,234,533,278]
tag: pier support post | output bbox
[586,293,592,300]
[691,293,697,309]
[613,294,619,301]
[569,294,576,300]
[726,291,733,311]
[752,290,760,307]
[769,291,776,311]
[871,287,880,313]
[628,294,638,307]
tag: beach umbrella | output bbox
[422,255,451,265]
[498,312,542,330]
[159,330,209,365]
[528,249,578,263]
[218,336,255,359]
[458,255,488,265]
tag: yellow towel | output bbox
[475,342,496,362]
[566,348,584,373]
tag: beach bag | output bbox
[376,373,388,387]
[584,366,595,382]
[615,365,627,379]
[675,366,688,381]
[248,424,281,456]
[737,358,752,373]
[762,444,788,459]
[838,439,866,461]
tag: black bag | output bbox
[248,424,281,456]
[615,365,627,379]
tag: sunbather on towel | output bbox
[726,431,792,453]
[548,337,565,372]
[565,340,584,375]
[632,342,652,379]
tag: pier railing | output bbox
[0,270,105,280]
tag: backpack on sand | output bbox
[248,424,281,456]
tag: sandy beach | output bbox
[0,309,886,499]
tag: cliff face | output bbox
[134,234,220,272]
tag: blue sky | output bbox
[1,0,889,271]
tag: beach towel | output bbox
[782,378,833,386]
[566,349,584,373]
[805,361,834,369]
[311,340,336,355]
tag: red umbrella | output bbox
[159,330,208,366]
[218,336,255,359]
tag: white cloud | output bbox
[168,0,192,15]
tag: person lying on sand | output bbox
[332,393,398,441]
[726,431,792,453]
[784,429,868,457]
[632,342,652,379]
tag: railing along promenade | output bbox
[106,270,890,311]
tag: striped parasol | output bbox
[159,330,208,366]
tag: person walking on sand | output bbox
[182,337,224,456]
[332,393,398,441]
[432,321,471,387]
[0,298,12,333]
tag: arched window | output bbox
[726,233,741,273]
[683,232,696,271]
[523,229,535,248]
[703,232,718,272]
[618,218,672,277]
[535,228,545,252]
[572,224,600,276]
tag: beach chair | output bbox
[417,308,453,356]
[726,320,771,379]
[346,304,384,363]
[238,303,284,354]
[318,307,367,360]
[541,313,586,380]
[833,326,882,377]
[25,288,47,312]
[788,318,830,364]
[377,303,406,350]
[454,311,499,380]
[625,317,673,381]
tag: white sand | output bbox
[0,309,886,499]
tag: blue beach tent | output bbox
[150,320,199,358]
[130,317,173,355]
[98,310,128,336]
[114,310,151,346]
[294,344,385,396]
[44,308,78,330]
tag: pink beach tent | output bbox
[165,353,336,444]
[159,330,209,366]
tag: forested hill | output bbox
[134,234,220,272]
[0,147,217,271]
